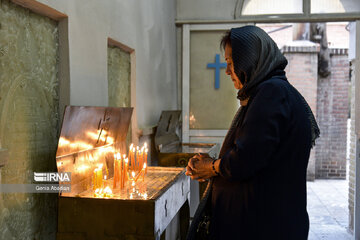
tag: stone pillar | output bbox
[349,58,356,234]
[282,41,320,181]
[353,20,360,240]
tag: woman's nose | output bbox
[225,65,231,75]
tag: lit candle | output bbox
[124,157,129,185]
[118,156,122,189]
[116,159,122,187]
[140,146,145,172]
[137,147,142,172]
[94,188,100,197]
[104,163,109,178]
[93,171,96,190]
[136,146,140,171]
[93,164,103,190]
[129,144,135,171]
[98,166,103,189]
[131,171,135,180]
[113,153,116,188]
[121,154,126,188]
[142,163,147,181]
[104,186,113,198]
[113,153,119,189]
[119,155,123,189]
[144,148,148,173]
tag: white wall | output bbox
[38,0,178,128]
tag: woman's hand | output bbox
[185,153,219,182]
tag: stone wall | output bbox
[0,0,59,239]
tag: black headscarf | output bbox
[219,26,319,159]
[230,25,288,101]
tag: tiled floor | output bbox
[307,179,353,240]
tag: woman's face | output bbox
[225,44,243,90]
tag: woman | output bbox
[186,26,320,239]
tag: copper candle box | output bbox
[56,106,190,240]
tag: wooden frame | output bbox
[176,0,360,25]
[181,23,244,143]
[176,13,360,25]
[11,0,67,21]
[181,14,360,240]
[107,38,138,145]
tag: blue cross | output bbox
[207,54,227,89]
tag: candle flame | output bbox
[144,142,147,148]
[125,158,128,164]
[132,171,135,178]
[88,154,95,162]
[143,163,147,169]
[70,142,77,149]
[94,164,103,172]
[104,186,112,194]
[77,164,90,172]
[107,137,114,144]
[94,187,113,198]
[117,152,121,160]
[59,137,70,146]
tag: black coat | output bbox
[210,76,312,240]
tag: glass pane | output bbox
[242,0,303,15]
[311,0,360,13]
[256,23,293,49]
[190,31,239,130]
[108,46,131,108]
[108,46,132,144]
